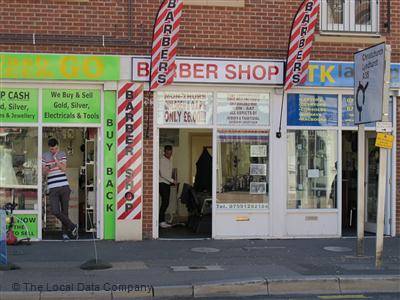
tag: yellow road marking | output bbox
[319,295,368,299]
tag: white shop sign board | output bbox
[132,57,284,85]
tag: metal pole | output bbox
[375,45,391,268]
[357,123,365,256]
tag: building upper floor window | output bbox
[320,0,379,34]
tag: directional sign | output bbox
[354,43,385,124]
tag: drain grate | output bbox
[324,246,352,252]
[190,247,220,253]
[170,265,223,272]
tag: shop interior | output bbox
[42,127,98,240]
[159,128,212,239]
[341,131,358,236]
[216,130,269,209]
[288,130,337,210]
[0,127,38,213]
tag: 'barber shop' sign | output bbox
[116,83,143,220]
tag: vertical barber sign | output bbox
[150,0,183,90]
[117,83,143,220]
[284,0,319,90]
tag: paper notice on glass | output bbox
[307,169,320,178]
[250,145,267,157]
[250,182,266,194]
[250,164,267,176]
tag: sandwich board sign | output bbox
[354,43,385,124]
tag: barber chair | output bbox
[179,183,211,234]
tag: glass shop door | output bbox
[364,132,391,234]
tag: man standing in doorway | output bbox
[43,138,78,240]
[159,145,175,228]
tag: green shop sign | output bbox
[43,89,101,124]
[103,91,116,240]
[12,214,38,239]
[0,53,119,81]
[0,88,38,122]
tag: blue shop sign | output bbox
[303,61,400,88]
[288,94,338,126]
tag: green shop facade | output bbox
[0,53,129,241]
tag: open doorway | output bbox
[342,131,358,236]
[342,131,391,236]
[42,127,98,240]
[158,128,212,239]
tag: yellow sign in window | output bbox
[375,133,394,149]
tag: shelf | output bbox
[0,184,38,189]
[85,128,97,233]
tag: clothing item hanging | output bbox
[193,147,212,194]
[0,146,18,185]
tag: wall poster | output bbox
[217,93,269,126]
[156,92,213,126]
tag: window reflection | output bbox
[327,0,344,25]
[288,130,337,209]
[217,130,269,209]
[355,0,371,25]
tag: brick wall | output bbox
[0,0,398,238]
[142,92,154,239]
[1,1,398,60]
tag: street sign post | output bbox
[375,45,391,268]
[354,43,390,263]
[354,43,391,267]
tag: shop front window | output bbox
[217,130,269,209]
[288,130,337,209]
[0,127,38,210]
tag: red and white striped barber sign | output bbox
[150,0,183,90]
[117,83,143,220]
[284,0,319,90]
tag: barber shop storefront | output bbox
[133,57,398,240]
[1,53,397,241]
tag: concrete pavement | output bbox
[0,237,399,299]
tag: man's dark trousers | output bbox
[159,182,171,223]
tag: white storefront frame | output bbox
[152,84,278,239]
[286,86,396,237]
[151,84,396,239]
